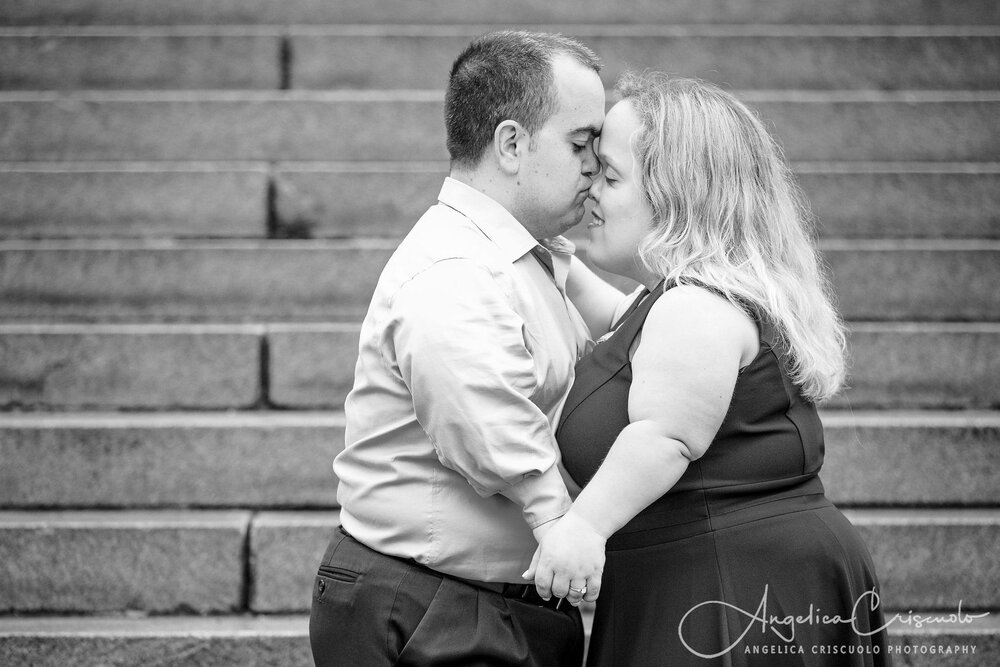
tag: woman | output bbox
[525,73,891,665]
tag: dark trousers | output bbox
[309,527,584,667]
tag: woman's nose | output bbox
[589,177,602,200]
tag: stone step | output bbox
[0,241,997,322]
[0,241,389,323]
[250,509,1000,612]
[2,613,997,667]
[0,412,344,509]
[3,0,997,26]
[0,323,266,410]
[290,28,1000,91]
[3,28,997,91]
[0,30,281,90]
[0,511,249,614]
[573,239,1000,323]
[0,411,995,509]
[822,240,999,321]
[5,163,997,240]
[0,164,269,238]
[1,322,996,410]
[844,323,1000,409]
[1,508,997,615]
[1,92,997,162]
[272,163,1000,241]
[0,616,313,667]
[821,411,1000,506]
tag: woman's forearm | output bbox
[569,419,694,538]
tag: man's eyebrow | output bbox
[569,126,601,137]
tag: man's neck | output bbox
[448,169,544,240]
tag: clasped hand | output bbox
[523,510,606,606]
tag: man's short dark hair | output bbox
[445,31,602,167]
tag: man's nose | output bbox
[582,142,600,176]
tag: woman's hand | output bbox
[523,510,605,606]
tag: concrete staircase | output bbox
[1,1,998,664]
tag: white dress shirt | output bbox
[335,177,591,582]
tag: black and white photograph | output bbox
[0,1,997,665]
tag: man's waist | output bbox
[338,505,536,582]
[337,526,569,612]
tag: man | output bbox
[309,31,605,666]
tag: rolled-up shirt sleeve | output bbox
[385,258,571,528]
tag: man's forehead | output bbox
[550,55,606,120]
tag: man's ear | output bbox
[494,120,528,175]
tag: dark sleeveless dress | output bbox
[558,284,890,666]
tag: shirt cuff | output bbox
[504,465,572,529]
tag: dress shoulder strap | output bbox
[612,280,667,350]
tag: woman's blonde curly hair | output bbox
[617,71,847,401]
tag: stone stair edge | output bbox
[2,160,998,173]
[4,24,1000,36]
[0,510,253,525]
[1,611,997,635]
[3,90,1000,102]
[3,0,999,26]
[3,238,999,249]
[1,321,998,333]
[0,410,348,426]
[3,238,1000,250]
[1,508,997,524]
[0,408,997,426]
[0,609,1000,636]
[0,614,309,636]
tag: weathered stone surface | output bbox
[250,510,1000,613]
[0,412,343,508]
[3,323,987,413]
[799,169,1000,239]
[267,325,360,408]
[263,324,1000,410]
[0,94,448,161]
[821,411,1000,506]
[0,613,995,667]
[0,33,281,89]
[0,324,261,409]
[2,0,996,25]
[0,167,268,238]
[838,324,1000,409]
[847,509,1000,610]
[747,96,1000,162]
[273,167,445,238]
[822,243,1000,321]
[0,616,312,667]
[1,94,996,162]
[1,241,995,322]
[0,241,392,322]
[0,511,249,613]
[250,512,339,612]
[277,166,1000,240]
[293,32,1000,90]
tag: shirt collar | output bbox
[437,177,576,264]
